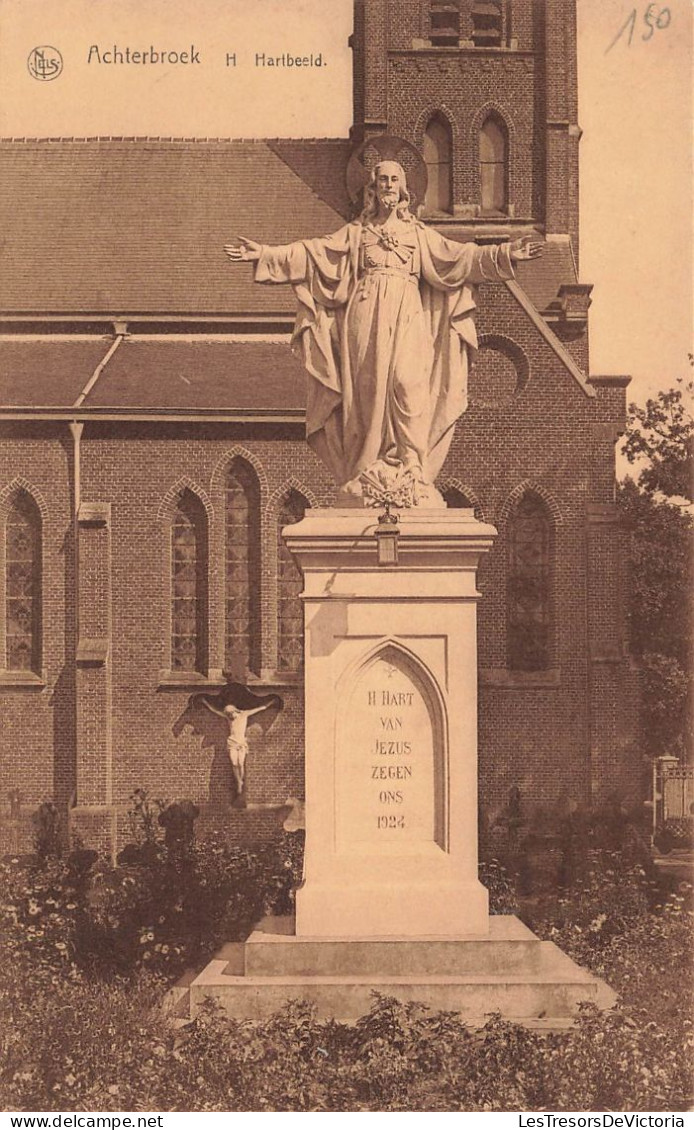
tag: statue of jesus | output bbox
[225,160,541,503]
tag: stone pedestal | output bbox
[187,915,616,1026]
[184,507,617,1026]
[283,508,494,938]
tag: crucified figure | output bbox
[199,698,273,801]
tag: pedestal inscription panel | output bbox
[337,649,444,851]
[288,510,494,937]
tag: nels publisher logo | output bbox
[27,46,63,81]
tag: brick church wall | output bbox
[76,428,334,843]
[0,1,638,856]
[0,312,632,855]
[0,425,75,855]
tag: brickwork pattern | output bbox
[392,59,536,217]
[0,329,634,852]
[351,1,574,233]
[78,430,329,838]
[0,429,75,846]
[0,2,637,851]
[587,518,623,660]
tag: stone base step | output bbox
[186,915,616,1026]
[242,915,544,977]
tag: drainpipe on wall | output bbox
[67,419,83,842]
[68,322,127,646]
[68,420,83,515]
[68,419,83,642]
[73,323,127,409]
[67,324,126,861]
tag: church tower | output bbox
[350,0,581,259]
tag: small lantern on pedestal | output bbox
[375,501,400,566]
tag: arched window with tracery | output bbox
[506,493,554,671]
[479,114,508,214]
[170,490,208,673]
[423,114,453,214]
[4,492,41,673]
[225,459,261,677]
[277,490,308,673]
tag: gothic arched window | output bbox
[442,486,482,520]
[423,115,453,214]
[277,490,308,673]
[225,459,261,677]
[5,492,41,673]
[170,491,208,673]
[479,115,508,214]
[506,493,554,671]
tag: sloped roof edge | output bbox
[504,279,595,399]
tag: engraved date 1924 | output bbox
[377,815,405,829]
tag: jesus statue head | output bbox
[361,160,415,224]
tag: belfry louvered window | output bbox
[472,1,503,45]
[430,2,461,45]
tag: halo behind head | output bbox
[346,134,428,216]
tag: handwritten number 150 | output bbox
[606,4,672,52]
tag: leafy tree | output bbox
[618,373,693,758]
[622,374,693,501]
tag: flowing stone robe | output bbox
[255,221,515,486]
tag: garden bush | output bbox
[2,979,692,1112]
[0,791,304,980]
[2,793,691,1112]
[482,794,655,897]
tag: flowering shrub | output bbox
[538,888,693,1019]
[524,850,657,943]
[0,853,93,972]
[0,795,305,980]
[2,799,691,1112]
[545,1001,693,1112]
[478,857,518,914]
[483,797,654,897]
[2,983,692,1112]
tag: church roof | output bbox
[0,337,308,414]
[0,138,591,411]
[513,241,578,312]
[0,138,351,317]
[0,137,576,319]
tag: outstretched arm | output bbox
[224,236,262,263]
[509,234,543,262]
[224,232,310,285]
[420,227,543,289]
[245,703,271,718]
[199,696,227,720]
